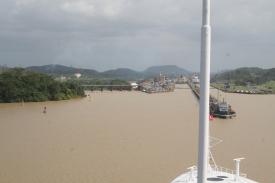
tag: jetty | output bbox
[187,81,200,99]
[187,81,236,119]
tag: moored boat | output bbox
[210,101,236,119]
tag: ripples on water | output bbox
[0,85,274,183]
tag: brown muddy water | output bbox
[0,85,274,183]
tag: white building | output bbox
[192,75,200,84]
[74,73,82,79]
[130,82,138,89]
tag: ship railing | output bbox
[211,165,247,178]
[172,165,247,183]
[172,168,198,183]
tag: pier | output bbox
[81,85,132,91]
[187,82,200,99]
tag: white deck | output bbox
[171,166,258,183]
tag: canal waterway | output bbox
[0,85,274,183]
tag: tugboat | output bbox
[210,99,236,119]
[170,0,258,182]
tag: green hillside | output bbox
[26,64,190,80]
[0,68,85,103]
[211,67,275,94]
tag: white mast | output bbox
[197,0,211,183]
[171,1,258,182]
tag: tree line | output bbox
[0,68,85,103]
[211,67,275,85]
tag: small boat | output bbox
[210,101,236,119]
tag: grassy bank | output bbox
[211,82,275,94]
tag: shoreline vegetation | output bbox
[211,82,275,94]
[1,66,275,103]
[0,68,85,103]
[211,67,275,94]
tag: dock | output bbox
[187,82,200,99]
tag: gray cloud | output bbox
[0,0,274,71]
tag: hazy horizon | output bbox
[0,0,274,72]
[3,63,189,72]
[2,63,275,73]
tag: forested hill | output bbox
[0,68,85,103]
[27,65,99,76]
[144,65,190,77]
[211,67,275,85]
[26,64,190,79]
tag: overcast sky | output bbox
[0,0,274,72]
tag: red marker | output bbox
[209,115,214,120]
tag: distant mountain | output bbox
[102,68,143,80]
[211,67,275,85]
[26,64,191,80]
[144,65,190,77]
[27,64,99,76]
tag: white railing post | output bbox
[187,166,196,181]
[234,158,245,181]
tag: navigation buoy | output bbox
[43,106,47,114]
[209,115,214,120]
